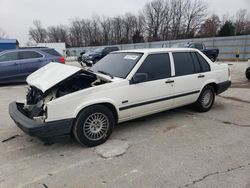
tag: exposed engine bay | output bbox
[23,71,109,122]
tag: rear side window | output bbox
[42,49,61,56]
[196,53,210,72]
[19,51,43,60]
[190,52,201,73]
[0,52,19,62]
[136,53,171,81]
[173,52,195,76]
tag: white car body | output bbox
[10,48,231,146]
[27,48,230,123]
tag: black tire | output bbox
[246,68,250,80]
[73,105,115,147]
[194,85,215,112]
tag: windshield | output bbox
[171,43,189,48]
[93,47,105,53]
[90,52,143,78]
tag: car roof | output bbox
[117,48,199,54]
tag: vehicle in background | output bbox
[9,48,231,147]
[77,50,86,62]
[0,47,65,84]
[246,59,250,80]
[172,42,219,62]
[81,46,119,66]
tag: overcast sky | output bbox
[0,0,249,45]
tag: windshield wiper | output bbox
[97,70,114,79]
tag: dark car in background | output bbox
[172,42,219,62]
[77,50,86,62]
[81,46,119,66]
[0,47,65,84]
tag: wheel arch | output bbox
[74,101,119,124]
[202,82,218,94]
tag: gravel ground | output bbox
[0,61,249,188]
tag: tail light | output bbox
[59,56,65,64]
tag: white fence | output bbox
[67,35,250,61]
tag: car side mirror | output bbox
[131,73,148,84]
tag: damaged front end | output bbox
[24,69,110,123]
[9,63,111,143]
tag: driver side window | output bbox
[136,53,171,82]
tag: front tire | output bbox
[73,105,115,147]
[194,86,215,112]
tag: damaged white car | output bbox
[9,48,231,147]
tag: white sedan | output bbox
[9,48,231,146]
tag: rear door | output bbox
[18,50,44,78]
[0,51,21,82]
[122,53,175,118]
[170,52,204,107]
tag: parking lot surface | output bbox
[0,62,250,188]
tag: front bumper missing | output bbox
[9,102,74,144]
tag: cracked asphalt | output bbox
[0,62,250,188]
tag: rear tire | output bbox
[246,68,250,80]
[73,105,115,147]
[194,86,215,112]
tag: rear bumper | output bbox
[217,80,231,94]
[9,102,74,143]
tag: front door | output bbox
[120,53,175,119]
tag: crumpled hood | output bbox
[26,63,81,93]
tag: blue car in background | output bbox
[0,47,65,84]
[81,46,119,66]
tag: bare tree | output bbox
[122,13,137,43]
[159,0,172,40]
[69,18,84,47]
[90,17,102,46]
[133,12,146,43]
[28,2,250,47]
[199,14,221,37]
[112,16,124,44]
[100,17,112,45]
[170,0,188,39]
[47,26,60,42]
[56,25,69,44]
[235,9,249,35]
[183,0,207,38]
[144,0,167,41]
[29,20,47,43]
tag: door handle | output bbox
[165,79,174,84]
[198,74,205,78]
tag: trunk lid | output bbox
[26,63,81,93]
